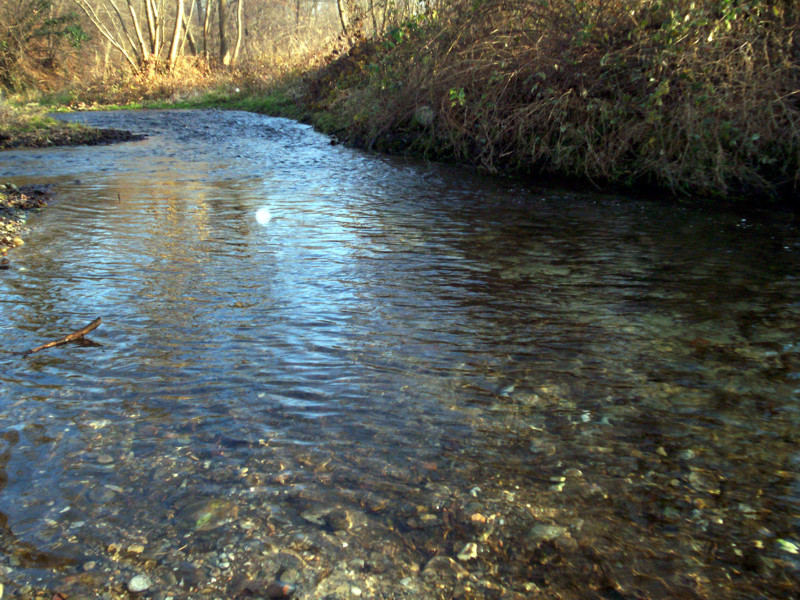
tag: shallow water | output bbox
[1,109,800,599]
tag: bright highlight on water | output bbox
[255,207,272,225]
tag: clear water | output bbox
[1,110,799,599]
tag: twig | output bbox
[22,317,101,357]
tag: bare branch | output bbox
[126,0,151,60]
[71,0,140,69]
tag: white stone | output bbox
[457,542,478,561]
[127,574,152,593]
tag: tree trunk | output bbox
[230,0,243,65]
[181,0,196,55]
[368,0,377,33]
[218,0,230,65]
[70,0,141,71]
[125,0,150,61]
[145,0,158,55]
[167,0,184,69]
[202,0,212,57]
[336,0,348,35]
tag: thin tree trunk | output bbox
[184,27,197,55]
[71,0,141,70]
[167,0,183,69]
[153,0,163,57]
[218,0,230,65]
[202,0,212,57]
[230,0,243,64]
[336,0,348,35]
[145,0,158,54]
[180,0,196,55]
[103,39,111,73]
[102,0,143,61]
[381,0,389,31]
[125,0,150,60]
[368,0,377,33]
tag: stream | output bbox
[1,109,800,599]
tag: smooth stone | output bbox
[89,487,118,503]
[457,542,478,561]
[527,523,569,543]
[127,574,152,593]
[300,510,325,526]
[688,470,720,494]
[422,555,469,580]
[324,508,352,531]
[174,498,238,531]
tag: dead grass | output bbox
[301,0,800,200]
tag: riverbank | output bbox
[0,184,52,261]
[0,102,144,150]
[186,0,799,204]
[0,103,145,256]
[301,1,800,202]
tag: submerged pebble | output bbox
[457,542,479,561]
[423,556,469,580]
[174,498,238,531]
[127,574,152,593]
[2,110,799,600]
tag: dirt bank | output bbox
[0,122,144,149]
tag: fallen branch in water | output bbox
[22,317,101,357]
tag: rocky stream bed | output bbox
[0,183,52,264]
[1,109,800,600]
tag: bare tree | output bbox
[202,0,212,57]
[180,1,197,55]
[218,0,230,64]
[336,0,349,34]
[71,0,189,70]
[70,0,143,70]
[231,0,243,65]
[167,0,184,69]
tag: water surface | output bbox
[1,109,799,599]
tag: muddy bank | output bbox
[0,124,144,150]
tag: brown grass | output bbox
[303,0,800,200]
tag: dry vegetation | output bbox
[301,0,800,200]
